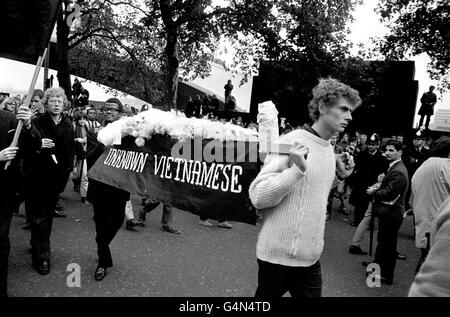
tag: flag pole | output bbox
[4,47,48,170]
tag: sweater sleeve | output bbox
[409,198,450,296]
[249,156,305,210]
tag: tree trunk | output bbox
[159,0,179,111]
[56,5,72,103]
[164,30,179,110]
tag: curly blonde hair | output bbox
[41,87,68,108]
[308,78,362,122]
[0,96,21,112]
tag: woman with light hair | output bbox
[24,87,74,275]
[0,96,21,113]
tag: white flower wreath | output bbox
[97,107,258,147]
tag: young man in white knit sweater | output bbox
[249,78,361,297]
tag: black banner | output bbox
[88,135,260,225]
[0,0,62,64]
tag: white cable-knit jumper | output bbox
[249,129,336,267]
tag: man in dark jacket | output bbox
[87,98,130,282]
[363,140,409,285]
[0,106,41,296]
[418,86,437,130]
[25,87,74,275]
[349,134,387,227]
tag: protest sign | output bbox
[88,135,260,225]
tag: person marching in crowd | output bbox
[356,133,368,155]
[30,89,45,119]
[18,89,46,231]
[410,136,450,274]
[85,107,102,134]
[138,199,181,234]
[348,134,387,228]
[0,105,41,297]
[0,96,21,113]
[363,139,409,285]
[249,78,360,297]
[25,87,75,275]
[73,110,89,203]
[86,98,131,281]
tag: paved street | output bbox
[8,185,418,297]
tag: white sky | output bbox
[348,0,450,128]
[0,0,448,123]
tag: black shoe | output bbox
[53,209,66,217]
[34,261,50,275]
[94,266,107,281]
[161,224,180,234]
[397,252,407,260]
[55,203,64,211]
[134,219,145,227]
[349,245,367,255]
[22,222,31,230]
[80,197,86,204]
[126,220,139,231]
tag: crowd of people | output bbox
[0,77,449,298]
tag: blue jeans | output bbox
[255,259,322,297]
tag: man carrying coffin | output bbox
[87,98,130,281]
[249,78,361,297]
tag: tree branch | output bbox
[103,0,148,16]
[176,6,234,26]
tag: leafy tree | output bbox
[141,0,360,110]
[56,0,149,102]
[376,0,450,92]
[68,45,165,104]
[56,0,362,110]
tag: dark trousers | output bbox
[419,114,431,129]
[353,197,370,226]
[374,216,403,282]
[93,199,126,267]
[255,259,322,297]
[27,191,58,265]
[142,201,173,225]
[0,197,14,297]
[326,191,333,215]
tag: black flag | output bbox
[0,0,62,64]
